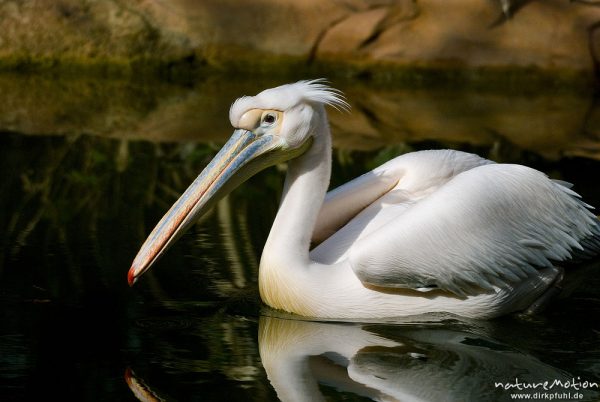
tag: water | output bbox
[1,73,599,401]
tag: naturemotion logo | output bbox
[494,377,598,400]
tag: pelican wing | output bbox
[312,150,494,257]
[344,163,600,296]
[312,167,398,245]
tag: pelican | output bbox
[128,80,600,319]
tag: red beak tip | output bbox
[124,366,133,381]
[127,269,137,287]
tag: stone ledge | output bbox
[0,0,598,83]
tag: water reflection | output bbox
[1,74,599,159]
[258,316,595,402]
[125,367,166,402]
[123,312,600,402]
[333,87,600,160]
[124,312,276,401]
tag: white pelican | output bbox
[128,80,600,319]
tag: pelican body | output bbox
[128,80,600,319]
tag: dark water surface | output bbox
[1,74,600,401]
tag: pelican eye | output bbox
[262,112,277,126]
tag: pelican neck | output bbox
[261,109,332,270]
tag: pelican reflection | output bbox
[258,315,581,402]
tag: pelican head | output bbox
[128,80,347,285]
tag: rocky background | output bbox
[0,0,599,79]
[1,0,600,160]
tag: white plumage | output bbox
[317,153,598,297]
[129,80,600,319]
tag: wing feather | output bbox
[347,163,599,296]
[311,150,493,264]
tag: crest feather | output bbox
[292,79,350,112]
[229,79,349,126]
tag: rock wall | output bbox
[0,0,599,77]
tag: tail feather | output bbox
[570,219,600,263]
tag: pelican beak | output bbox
[127,129,310,286]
